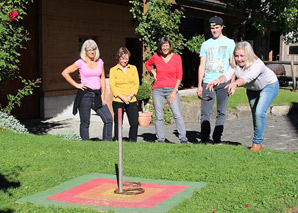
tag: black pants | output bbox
[113,101,139,141]
[79,92,113,141]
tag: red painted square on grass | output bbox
[46,178,188,209]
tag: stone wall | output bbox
[181,100,294,123]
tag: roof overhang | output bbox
[175,0,248,18]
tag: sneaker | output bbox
[213,141,223,145]
[200,138,212,144]
[181,140,188,144]
[213,139,224,145]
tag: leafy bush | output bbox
[57,131,81,141]
[130,0,186,59]
[185,35,205,54]
[130,0,205,59]
[3,77,41,114]
[136,71,153,112]
[0,0,41,114]
[0,111,28,133]
[0,0,33,83]
[136,74,151,102]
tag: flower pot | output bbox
[138,111,153,127]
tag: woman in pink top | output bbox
[145,37,188,144]
[61,39,113,141]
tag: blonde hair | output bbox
[231,41,258,69]
[80,39,100,61]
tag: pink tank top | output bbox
[75,59,103,90]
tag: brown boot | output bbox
[250,144,263,152]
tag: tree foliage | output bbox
[130,0,204,60]
[3,77,41,114]
[0,0,41,114]
[279,1,298,43]
[0,0,33,83]
[219,0,298,43]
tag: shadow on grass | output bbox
[0,209,14,213]
[174,130,241,145]
[186,130,200,143]
[221,140,242,146]
[90,137,102,141]
[0,173,20,193]
[21,119,65,135]
[138,133,156,142]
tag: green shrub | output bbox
[0,1,41,114]
[0,111,28,133]
[185,34,205,54]
[130,0,205,59]
[3,77,41,114]
[136,71,154,112]
[0,0,33,83]
[57,131,81,141]
[130,0,185,59]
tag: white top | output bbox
[224,58,278,91]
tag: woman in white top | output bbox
[207,41,279,151]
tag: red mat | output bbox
[17,173,207,212]
[47,178,188,208]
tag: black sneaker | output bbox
[200,138,212,144]
[213,140,223,145]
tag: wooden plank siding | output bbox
[40,0,137,97]
[3,0,263,119]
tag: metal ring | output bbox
[114,187,145,195]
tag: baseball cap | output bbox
[209,16,224,26]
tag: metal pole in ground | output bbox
[114,108,144,195]
[118,108,123,193]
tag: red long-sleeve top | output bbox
[145,53,183,90]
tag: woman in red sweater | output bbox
[145,37,188,144]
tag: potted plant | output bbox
[136,71,153,127]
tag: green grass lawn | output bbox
[181,87,298,109]
[1,130,298,212]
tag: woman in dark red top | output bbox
[145,37,188,144]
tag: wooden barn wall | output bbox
[40,0,137,97]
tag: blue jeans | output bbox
[79,92,113,141]
[247,81,279,144]
[201,82,229,142]
[152,87,187,142]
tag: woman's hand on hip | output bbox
[76,83,87,90]
[151,70,157,80]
